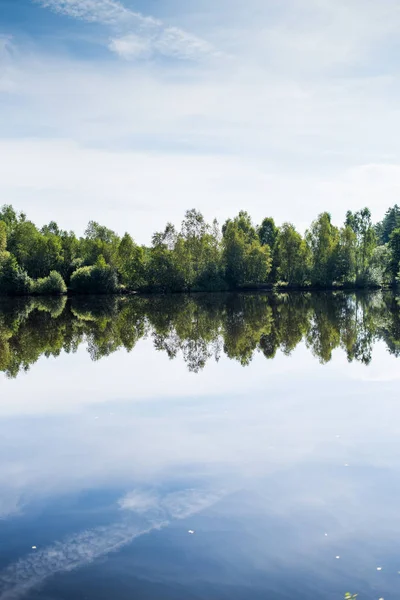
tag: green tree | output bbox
[117,233,145,290]
[8,221,64,278]
[376,204,400,244]
[59,230,79,282]
[0,205,24,234]
[0,221,7,252]
[334,226,357,284]
[146,245,183,293]
[345,208,376,283]
[367,245,391,286]
[276,223,310,285]
[306,212,339,286]
[258,217,278,248]
[258,217,279,282]
[389,228,400,282]
[0,253,32,295]
[223,218,271,288]
[81,221,120,267]
[152,223,177,250]
[222,211,258,242]
[175,209,209,291]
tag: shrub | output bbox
[0,253,32,295]
[69,264,118,294]
[32,271,67,296]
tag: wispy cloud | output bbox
[35,0,217,60]
[0,487,223,599]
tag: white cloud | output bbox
[108,33,150,59]
[1,1,400,236]
[35,0,217,60]
[36,0,158,27]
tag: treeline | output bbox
[1,204,400,295]
[1,292,399,378]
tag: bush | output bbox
[32,271,67,296]
[0,253,32,295]
[69,264,118,294]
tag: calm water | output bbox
[0,292,400,600]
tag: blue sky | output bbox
[1,0,400,241]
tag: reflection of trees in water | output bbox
[0,291,399,378]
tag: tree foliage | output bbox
[276,223,310,285]
[306,212,339,286]
[69,261,118,295]
[376,204,400,244]
[0,204,396,295]
[345,208,376,283]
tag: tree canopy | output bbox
[0,204,398,296]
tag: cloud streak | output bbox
[35,0,217,60]
[0,487,224,600]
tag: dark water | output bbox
[0,292,399,600]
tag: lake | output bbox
[0,291,399,600]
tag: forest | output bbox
[0,291,399,378]
[1,204,400,295]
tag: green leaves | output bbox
[276,223,310,285]
[306,212,339,287]
[223,216,271,287]
[0,203,395,295]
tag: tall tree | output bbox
[276,223,310,285]
[222,211,258,242]
[334,226,357,284]
[306,212,339,286]
[0,205,23,234]
[258,217,279,283]
[223,216,271,287]
[345,208,376,282]
[117,233,145,290]
[258,217,278,248]
[376,205,400,244]
[81,221,120,267]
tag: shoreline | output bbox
[0,283,396,299]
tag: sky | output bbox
[1,0,400,242]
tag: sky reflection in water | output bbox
[0,292,399,599]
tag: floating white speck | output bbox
[377,567,382,571]
[336,556,340,559]
[94,417,99,420]
[325,533,328,537]
[336,435,341,439]
[188,530,195,535]
[32,546,37,550]
[344,464,349,467]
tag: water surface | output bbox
[0,292,399,599]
